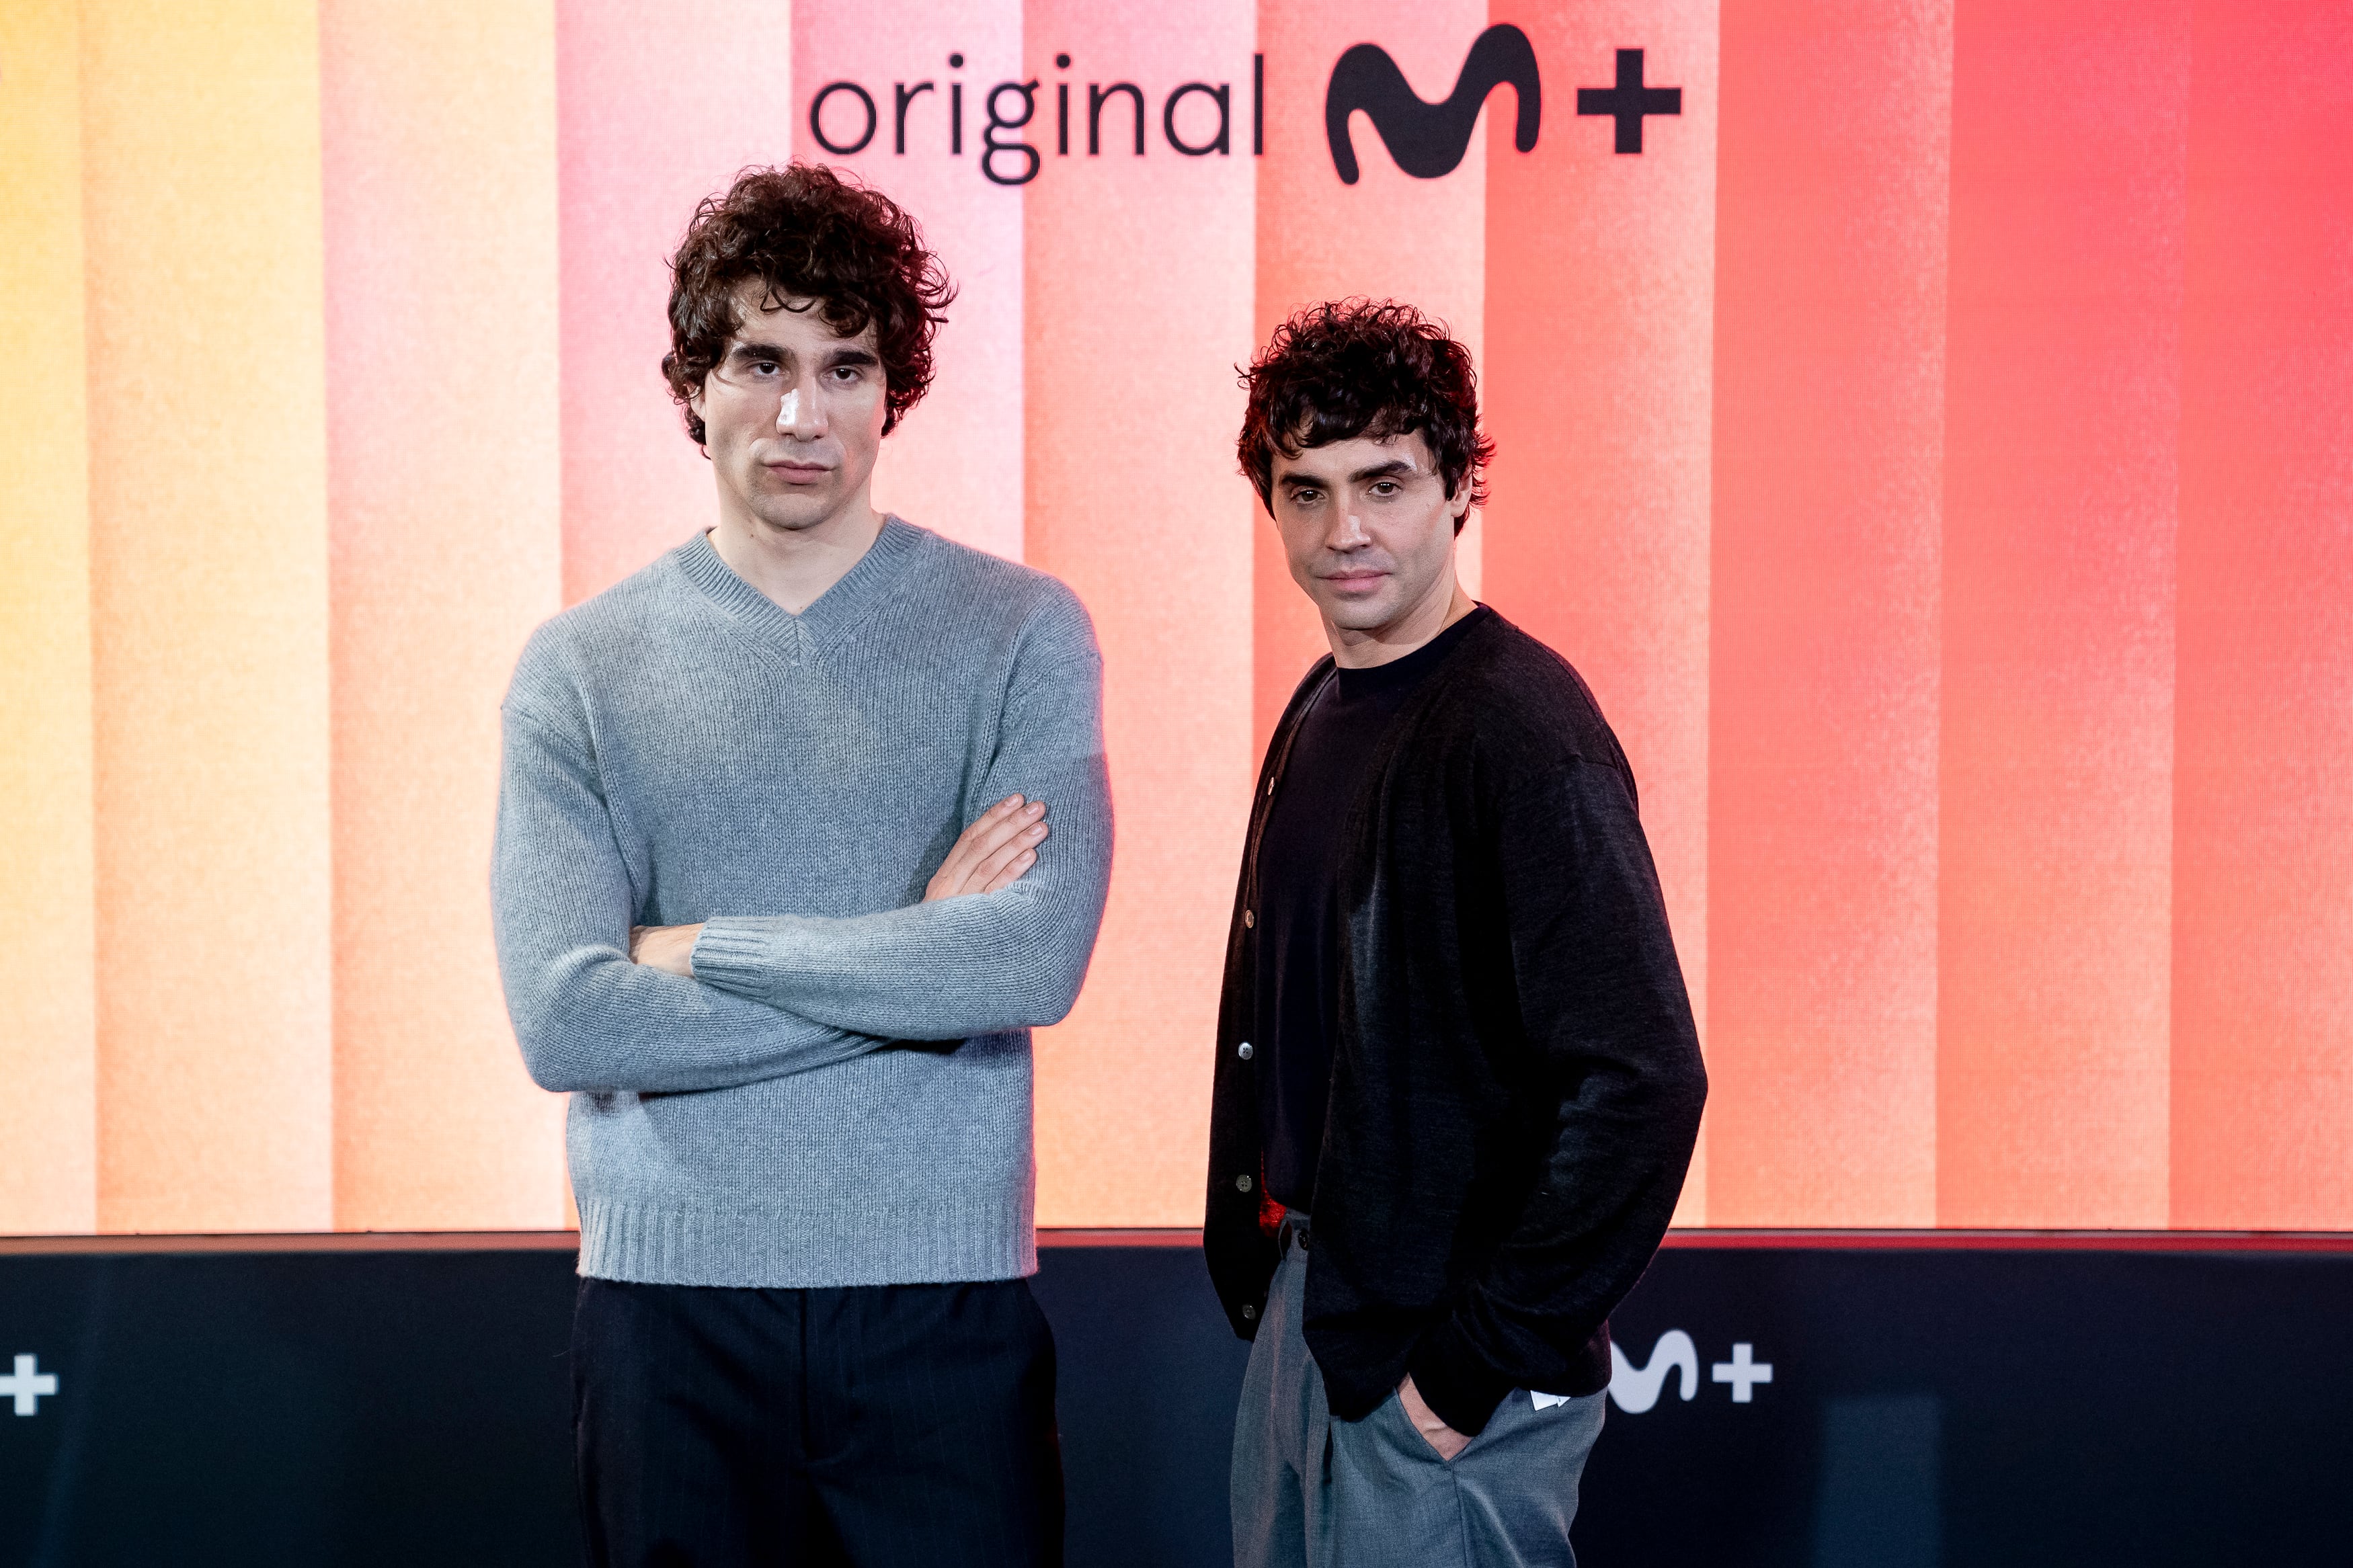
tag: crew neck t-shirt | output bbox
[1252,606,1493,1213]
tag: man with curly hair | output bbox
[1207,300,1707,1567]
[492,164,1109,1563]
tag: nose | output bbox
[1326,507,1371,552]
[776,377,827,440]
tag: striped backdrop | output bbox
[3,0,2349,1235]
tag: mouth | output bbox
[764,460,833,486]
[1321,569,1390,595]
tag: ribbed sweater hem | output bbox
[575,1194,1038,1288]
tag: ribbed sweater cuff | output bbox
[690,919,787,1001]
[1408,1320,1516,1437]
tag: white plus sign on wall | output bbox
[1712,1342,1773,1403]
[2,1354,58,1415]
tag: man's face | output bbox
[689,283,888,536]
[1269,430,1469,637]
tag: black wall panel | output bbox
[2,1240,2347,1566]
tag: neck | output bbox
[1325,573,1476,669]
[709,493,885,615]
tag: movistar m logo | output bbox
[1324,24,1540,184]
[1610,1329,1697,1413]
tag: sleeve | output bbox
[1405,752,1708,1436]
[687,587,1115,1041]
[491,696,887,1096]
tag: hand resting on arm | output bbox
[629,794,1051,976]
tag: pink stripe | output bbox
[2171,0,2353,1229]
[1251,0,1491,755]
[556,0,799,604]
[1023,0,1258,1225]
[1482,0,1718,1223]
[1934,0,2186,1227]
[1707,0,1950,1225]
[793,0,1027,560]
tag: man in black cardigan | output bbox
[1209,300,1707,1568]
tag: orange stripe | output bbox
[2171,0,2353,1229]
[1251,0,1491,757]
[83,0,335,1232]
[555,1,798,604]
[1706,0,1949,1225]
[321,1,568,1230]
[793,0,1027,561]
[0,0,97,1235]
[1482,1,1718,1225]
[1022,1,1259,1225]
[1935,0,2186,1228]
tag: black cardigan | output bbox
[1203,610,1707,1436]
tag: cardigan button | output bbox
[1237,1041,1253,1061]
[1242,1303,1257,1321]
[1236,1173,1253,1193]
[1242,909,1254,929]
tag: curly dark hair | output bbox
[662,163,956,443]
[1236,299,1492,528]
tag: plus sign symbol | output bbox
[1577,48,1681,153]
[1712,1342,1773,1403]
[3,1353,58,1415]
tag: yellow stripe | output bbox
[0,0,97,1233]
[83,0,334,1231]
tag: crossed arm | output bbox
[493,599,1111,1096]
[627,793,1051,975]
[495,714,1105,1094]
[492,706,889,1096]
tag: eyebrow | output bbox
[1277,457,1420,488]
[725,340,880,364]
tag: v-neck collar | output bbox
[674,515,923,658]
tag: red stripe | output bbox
[1659,1229,2353,1253]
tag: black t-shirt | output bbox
[1252,606,1493,1212]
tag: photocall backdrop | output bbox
[3,0,2348,1237]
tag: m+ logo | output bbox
[1609,1330,1775,1413]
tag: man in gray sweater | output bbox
[493,165,1111,1565]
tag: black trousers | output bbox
[571,1275,1063,1567]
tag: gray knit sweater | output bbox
[492,519,1111,1288]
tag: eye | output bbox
[829,364,864,382]
[1290,487,1323,505]
[750,359,782,378]
[1370,481,1400,497]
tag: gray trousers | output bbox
[1230,1219,1605,1568]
